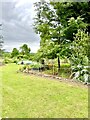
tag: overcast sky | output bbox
[0,0,42,53]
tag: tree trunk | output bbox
[58,56,60,74]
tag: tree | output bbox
[0,24,3,45]
[51,2,90,32]
[20,44,31,56]
[34,1,88,73]
[0,24,3,57]
[11,48,19,58]
[34,1,63,72]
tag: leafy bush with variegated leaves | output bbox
[70,30,89,83]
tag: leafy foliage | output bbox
[11,48,19,58]
[20,44,31,56]
[34,1,89,82]
[70,30,89,82]
[0,24,4,56]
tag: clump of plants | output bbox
[70,30,89,83]
[20,62,43,72]
[71,65,89,82]
[30,62,43,69]
[3,58,13,64]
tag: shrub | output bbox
[30,63,43,69]
[71,65,90,82]
[3,58,13,64]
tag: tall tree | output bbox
[0,24,3,56]
[34,1,88,73]
[20,44,31,56]
[0,24,3,48]
[11,48,19,58]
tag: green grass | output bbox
[0,64,88,118]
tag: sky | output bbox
[1,0,87,53]
[0,0,42,53]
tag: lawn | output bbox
[0,64,88,118]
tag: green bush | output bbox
[23,65,27,70]
[61,63,71,68]
[12,57,19,63]
[71,65,90,82]
[3,58,13,64]
[30,63,43,69]
[20,62,43,71]
[44,63,71,78]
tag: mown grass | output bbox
[0,64,88,118]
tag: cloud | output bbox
[1,0,40,53]
[4,41,40,53]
